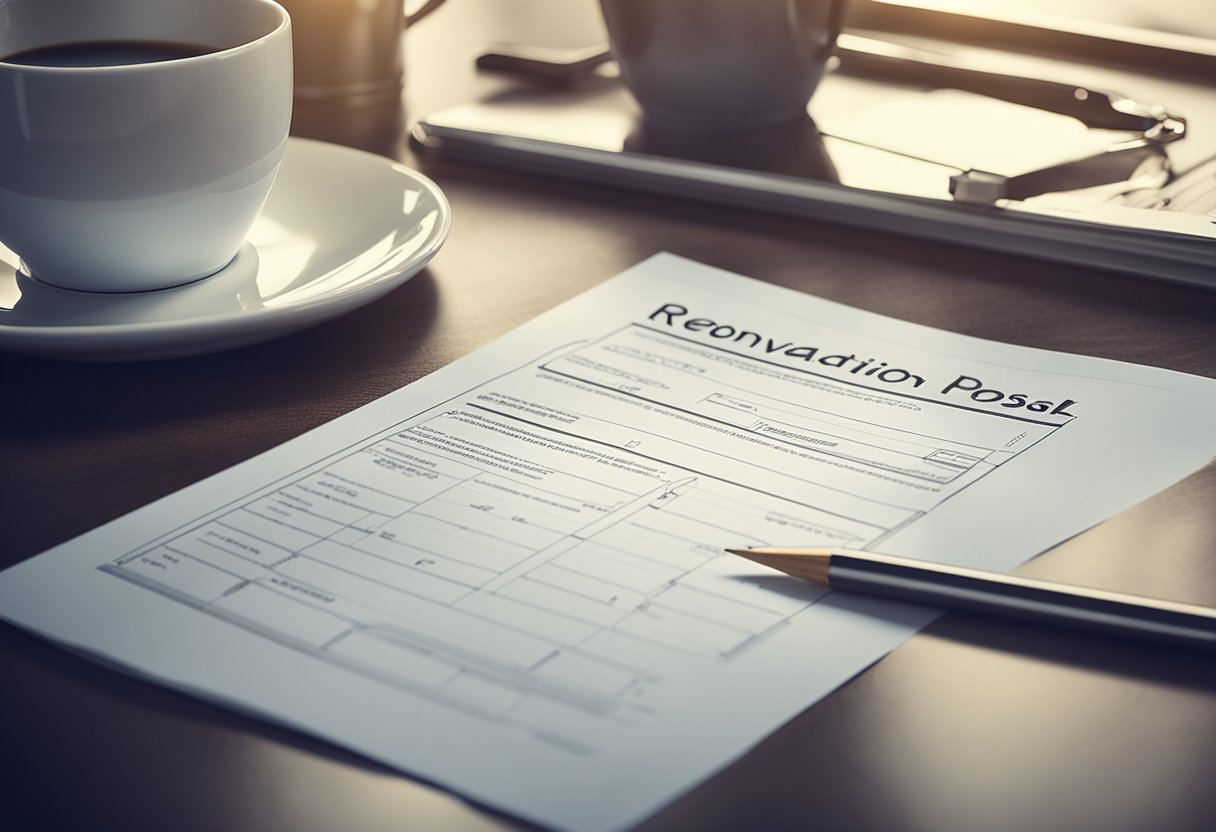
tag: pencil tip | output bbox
[726,547,834,585]
[725,547,834,559]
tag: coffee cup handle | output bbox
[404,0,447,28]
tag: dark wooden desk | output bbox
[2,3,1214,830]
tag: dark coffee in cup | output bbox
[1,40,217,67]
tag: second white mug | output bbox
[599,0,848,130]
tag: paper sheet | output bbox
[2,254,1215,832]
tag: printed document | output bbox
[2,254,1215,831]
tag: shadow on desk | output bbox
[921,610,1216,692]
[0,272,440,436]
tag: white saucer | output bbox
[0,138,450,361]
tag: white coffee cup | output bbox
[0,0,292,293]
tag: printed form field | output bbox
[102,323,1070,757]
[539,324,1069,516]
